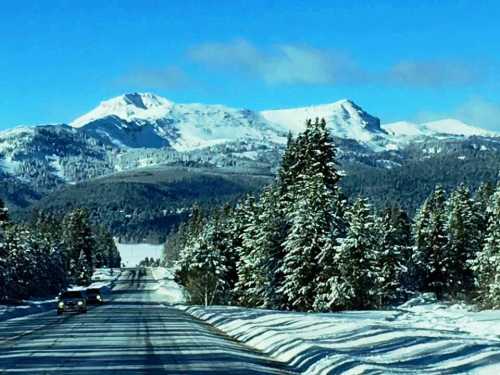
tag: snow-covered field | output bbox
[115,241,164,267]
[179,294,500,374]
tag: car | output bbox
[86,287,105,305]
[57,290,88,315]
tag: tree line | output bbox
[0,204,120,303]
[171,118,500,311]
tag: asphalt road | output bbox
[0,269,294,374]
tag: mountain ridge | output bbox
[1,92,499,201]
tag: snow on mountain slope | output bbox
[381,121,426,137]
[72,93,497,153]
[71,93,286,151]
[423,119,496,137]
[71,93,174,128]
[383,119,497,139]
[261,99,388,150]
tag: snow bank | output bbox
[151,267,187,304]
[115,242,163,267]
[179,296,500,374]
[0,299,57,322]
[0,268,122,322]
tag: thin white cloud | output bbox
[388,60,479,87]
[190,39,488,88]
[189,39,358,85]
[455,98,500,131]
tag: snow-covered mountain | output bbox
[71,93,285,151]
[382,119,496,139]
[261,99,389,150]
[1,92,499,194]
[69,92,497,152]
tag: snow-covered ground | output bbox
[115,241,164,267]
[151,267,187,304]
[179,294,500,374]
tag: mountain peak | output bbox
[121,92,173,109]
[260,98,383,140]
[71,93,173,128]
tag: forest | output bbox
[170,118,500,311]
[0,203,120,303]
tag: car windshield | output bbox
[62,291,84,298]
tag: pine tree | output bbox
[180,216,228,306]
[234,195,261,306]
[472,185,500,308]
[94,226,121,268]
[3,225,36,299]
[373,206,410,306]
[235,188,287,308]
[0,199,9,301]
[62,208,95,285]
[426,186,449,298]
[445,185,479,296]
[280,173,339,311]
[327,198,378,310]
[474,182,495,247]
[412,186,448,298]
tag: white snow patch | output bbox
[151,267,187,304]
[178,294,500,374]
[115,241,163,267]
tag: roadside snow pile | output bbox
[115,242,163,267]
[179,295,500,374]
[397,293,500,341]
[0,299,57,322]
[151,267,186,304]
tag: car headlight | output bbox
[77,301,83,306]
[96,295,102,301]
[58,302,64,308]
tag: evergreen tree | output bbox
[374,206,410,306]
[234,195,261,306]
[328,198,378,310]
[236,188,287,308]
[179,216,228,306]
[472,186,500,308]
[474,182,495,247]
[445,185,479,296]
[62,208,94,285]
[280,172,340,311]
[3,225,36,299]
[412,186,448,297]
[0,199,9,301]
[94,226,121,268]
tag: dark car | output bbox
[86,287,105,305]
[57,290,88,315]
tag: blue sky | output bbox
[1,0,500,130]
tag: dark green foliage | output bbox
[374,206,411,305]
[15,166,272,243]
[0,203,119,302]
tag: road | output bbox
[0,269,294,374]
